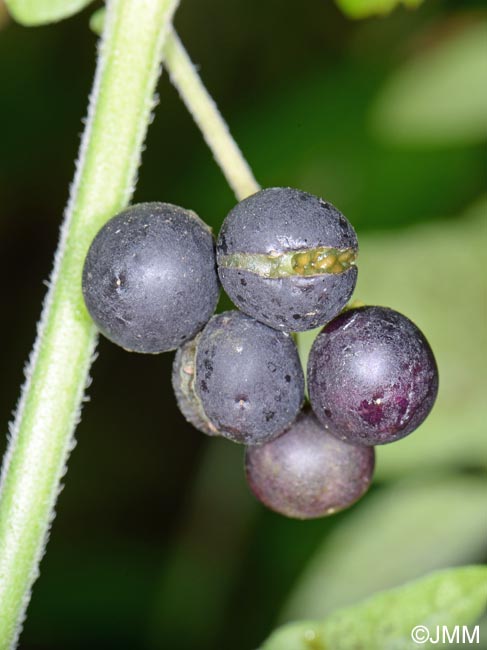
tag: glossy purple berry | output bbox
[216,187,358,332]
[308,306,439,446]
[172,311,305,444]
[245,409,375,519]
[82,202,219,353]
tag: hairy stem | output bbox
[0,0,179,646]
[164,27,260,201]
[90,13,260,200]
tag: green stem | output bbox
[90,13,260,200]
[0,0,179,647]
[164,27,260,201]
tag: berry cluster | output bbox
[82,187,438,519]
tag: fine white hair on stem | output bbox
[0,1,180,647]
[0,4,263,648]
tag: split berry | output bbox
[245,409,375,519]
[216,187,358,332]
[172,310,305,445]
[308,306,439,446]
[80,186,438,520]
[171,335,219,437]
[82,202,219,353]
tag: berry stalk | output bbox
[163,27,260,201]
[161,33,318,357]
[0,0,179,646]
[91,13,260,201]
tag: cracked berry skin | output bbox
[245,409,375,519]
[171,333,220,437]
[188,310,305,445]
[216,187,358,332]
[308,306,439,446]
[82,202,219,353]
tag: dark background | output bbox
[0,1,485,648]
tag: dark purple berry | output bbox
[308,306,439,445]
[82,202,219,353]
[172,311,305,444]
[245,409,375,519]
[216,187,358,332]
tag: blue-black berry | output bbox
[216,187,358,332]
[172,310,305,444]
[82,202,219,353]
[308,306,439,445]
[245,409,375,519]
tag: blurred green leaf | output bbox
[299,202,486,475]
[336,0,422,19]
[5,0,94,25]
[89,6,104,35]
[261,566,487,650]
[148,439,256,649]
[174,61,482,233]
[372,21,487,145]
[282,476,487,620]
[356,199,487,476]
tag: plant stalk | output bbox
[164,27,260,200]
[0,0,179,646]
[162,30,312,374]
